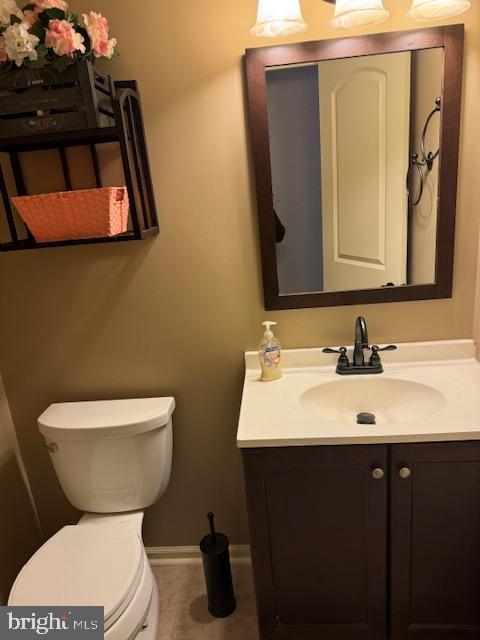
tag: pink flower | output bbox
[0,36,7,64]
[34,0,69,11]
[31,0,68,23]
[83,11,116,59]
[23,9,36,26]
[45,19,85,57]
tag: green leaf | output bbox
[22,3,36,11]
[66,11,78,26]
[23,42,49,69]
[38,11,50,27]
[24,56,50,69]
[36,44,48,58]
[10,13,22,25]
[30,20,45,43]
[44,8,65,20]
[0,60,14,73]
[51,54,74,74]
[79,50,93,63]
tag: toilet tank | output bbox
[38,398,175,513]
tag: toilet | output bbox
[8,397,175,640]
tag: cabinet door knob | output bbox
[399,467,412,479]
[372,468,385,480]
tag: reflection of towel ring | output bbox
[406,154,425,207]
[421,96,441,171]
[407,97,441,207]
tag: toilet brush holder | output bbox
[199,512,236,618]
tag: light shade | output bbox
[250,0,308,38]
[331,0,390,29]
[406,0,471,20]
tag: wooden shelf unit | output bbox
[0,80,159,252]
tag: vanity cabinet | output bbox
[390,442,480,639]
[242,441,480,640]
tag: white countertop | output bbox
[237,339,480,448]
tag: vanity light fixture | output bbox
[406,0,471,20]
[250,0,308,38]
[250,0,471,38]
[330,0,389,29]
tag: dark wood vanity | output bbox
[243,441,480,639]
[242,17,471,639]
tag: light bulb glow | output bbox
[250,0,308,38]
[330,0,389,29]
[407,0,471,21]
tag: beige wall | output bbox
[474,228,480,358]
[0,0,479,547]
[0,374,41,603]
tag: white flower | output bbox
[4,22,39,67]
[103,37,116,59]
[0,0,23,28]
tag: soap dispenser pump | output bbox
[259,321,283,382]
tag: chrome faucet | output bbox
[323,316,397,375]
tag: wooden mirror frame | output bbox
[245,25,464,310]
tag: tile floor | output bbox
[153,563,259,640]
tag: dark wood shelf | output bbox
[0,226,159,252]
[0,126,118,152]
[0,231,135,252]
[0,80,158,251]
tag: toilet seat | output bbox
[9,523,145,632]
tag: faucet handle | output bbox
[323,347,349,369]
[322,347,347,355]
[370,344,397,368]
[371,345,398,353]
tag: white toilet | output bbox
[8,397,175,640]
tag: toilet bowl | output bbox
[8,397,175,640]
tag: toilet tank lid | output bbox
[38,397,175,440]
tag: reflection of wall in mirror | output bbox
[266,66,324,295]
[409,49,443,285]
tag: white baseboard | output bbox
[146,545,251,566]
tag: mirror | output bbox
[245,26,464,309]
[267,49,442,294]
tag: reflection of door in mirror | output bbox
[319,53,410,292]
[265,49,443,296]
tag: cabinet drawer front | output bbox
[243,445,387,640]
[391,441,480,639]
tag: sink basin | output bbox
[237,341,480,447]
[300,378,446,425]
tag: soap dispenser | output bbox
[259,321,283,382]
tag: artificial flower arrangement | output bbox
[0,0,117,73]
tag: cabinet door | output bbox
[243,446,388,640]
[391,441,480,639]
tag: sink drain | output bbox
[357,412,376,425]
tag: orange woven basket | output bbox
[12,187,130,243]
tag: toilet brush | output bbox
[199,512,236,618]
